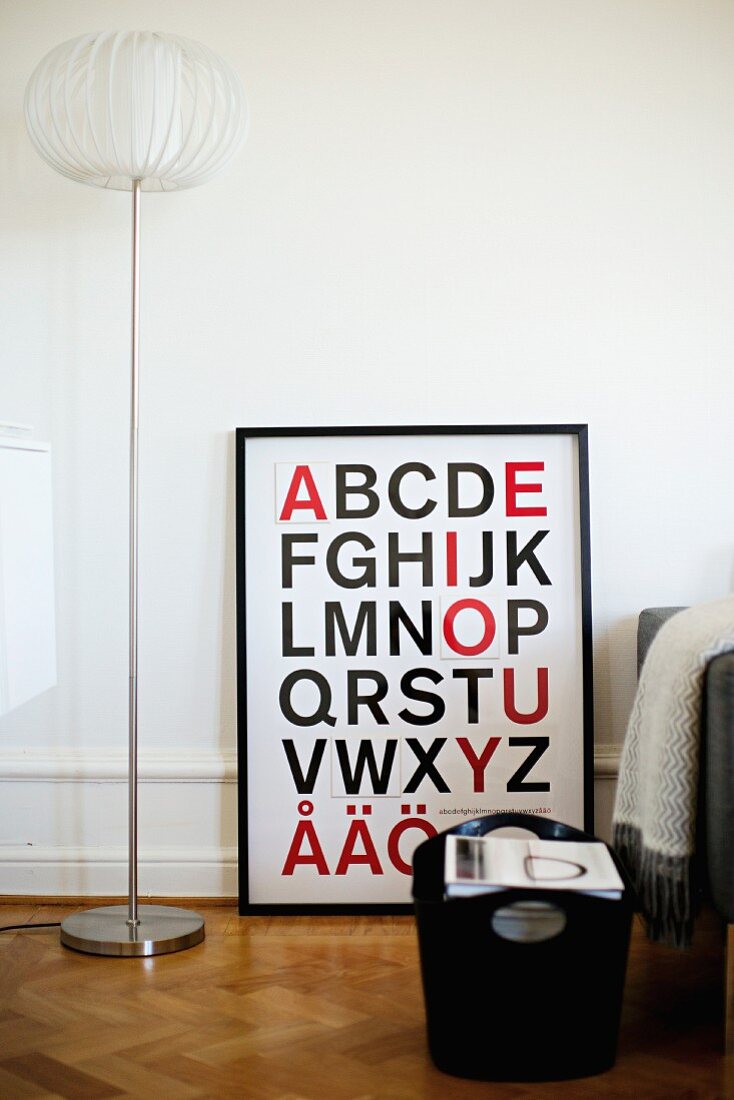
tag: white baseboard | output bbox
[0,746,621,896]
[0,749,237,782]
[0,844,238,896]
[0,749,238,895]
[593,745,622,778]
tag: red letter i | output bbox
[446,531,457,587]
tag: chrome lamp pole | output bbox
[24,31,248,956]
[128,176,141,932]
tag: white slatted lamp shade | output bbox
[24,30,248,191]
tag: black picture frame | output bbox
[236,424,593,914]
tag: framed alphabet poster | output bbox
[236,425,592,913]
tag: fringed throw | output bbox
[612,597,734,948]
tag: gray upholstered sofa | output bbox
[639,606,734,1048]
[638,607,734,925]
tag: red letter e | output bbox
[506,462,547,517]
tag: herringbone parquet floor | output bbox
[1,901,732,1099]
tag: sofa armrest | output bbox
[637,606,687,675]
[637,606,734,922]
[705,654,734,921]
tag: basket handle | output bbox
[450,811,591,843]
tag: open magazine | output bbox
[444,835,624,899]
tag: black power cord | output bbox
[0,922,61,932]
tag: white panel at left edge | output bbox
[0,439,57,715]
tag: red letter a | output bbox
[279,465,327,521]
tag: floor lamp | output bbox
[24,31,248,956]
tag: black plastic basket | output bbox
[412,813,634,1082]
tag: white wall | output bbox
[1,0,733,894]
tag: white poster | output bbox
[237,427,592,911]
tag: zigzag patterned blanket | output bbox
[613,597,734,947]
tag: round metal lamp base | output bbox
[60,904,205,957]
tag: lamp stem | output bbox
[59,175,204,954]
[128,178,141,926]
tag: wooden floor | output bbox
[1,901,733,1099]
